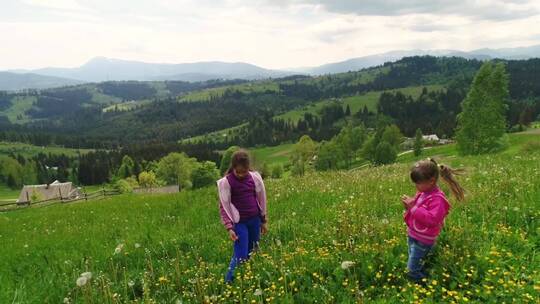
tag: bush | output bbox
[509,124,526,133]
[192,161,220,189]
[138,171,158,188]
[114,179,134,194]
[271,164,283,179]
[374,141,397,165]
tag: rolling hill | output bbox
[0,71,82,91]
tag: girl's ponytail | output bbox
[412,158,466,202]
[438,164,465,202]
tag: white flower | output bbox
[381,218,389,225]
[128,280,135,287]
[292,212,296,216]
[341,261,356,270]
[254,288,263,296]
[76,276,88,287]
[134,243,141,248]
[80,272,92,280]
[63,298,70,304]
[114,243,124,255]
[275,239,282,246]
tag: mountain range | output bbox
[2,44,539,90]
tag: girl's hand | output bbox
[261,223,268,235]
[228,229,238,241]
[401,195,414,209]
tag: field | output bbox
[0,132,538,303]
[275,85,443,124]
[251,143,295,166]
[0,141,94,158]
[179,81,280,102]
[0,184,19,201]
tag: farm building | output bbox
[16,180,82,204]
[422,134,440,142]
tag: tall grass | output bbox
[0,139,539,303]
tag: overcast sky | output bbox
[2,0,540,70]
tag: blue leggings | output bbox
[225,216,261,282]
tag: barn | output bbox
[16,180,82,204]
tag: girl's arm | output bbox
[412,196,448,227]
[219,201,234,230]
[254,172,267,223]
[217,179,234,230]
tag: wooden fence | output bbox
[0,188,121,213]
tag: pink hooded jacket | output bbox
[404,187,450,245]
[217,171,267,230]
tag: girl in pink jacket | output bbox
[217,150,267,283]
[401,158,465,283]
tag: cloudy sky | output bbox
[2,0,540,70]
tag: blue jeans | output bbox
[407,236,433,282]
[225,216,261,283]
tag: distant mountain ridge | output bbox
[10,57,292,83]
[1,44,539,90]
[293,44,540,75]
[0,72,83,91]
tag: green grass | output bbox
[102,100,153,112]
[251,143,295,166]
[0,141,94,158]
[0,184,19,201]
[1,134,538,303]
[276,85,444,124]
[181,124,248,144]
[179,81,279,102]
[3,96,36,123]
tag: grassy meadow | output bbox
[0,132,538,303]
[0,141,94,158]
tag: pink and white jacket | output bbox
[217,171,267,230]
[404,186,450,245]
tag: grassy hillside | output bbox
[179,81,279,102]
[0,184,19,201]
[0,141,93,158]
[276,85,443,124]
[251,143,295,166]
[1,133,538,303]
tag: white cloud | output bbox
[0,0,540,70]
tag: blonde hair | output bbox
[410,158,465,201]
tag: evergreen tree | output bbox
[456,62,509,154]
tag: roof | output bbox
[422,134,440,141]
[17,181,81,203]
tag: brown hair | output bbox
[226,149,251,175]
[410,158,466,201]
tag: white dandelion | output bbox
[341,261,356,270]
[76,276,88,287]
[114,243,124,255]
[134,243,141,249]
[254,289,263,296]
[80,272,92,280]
